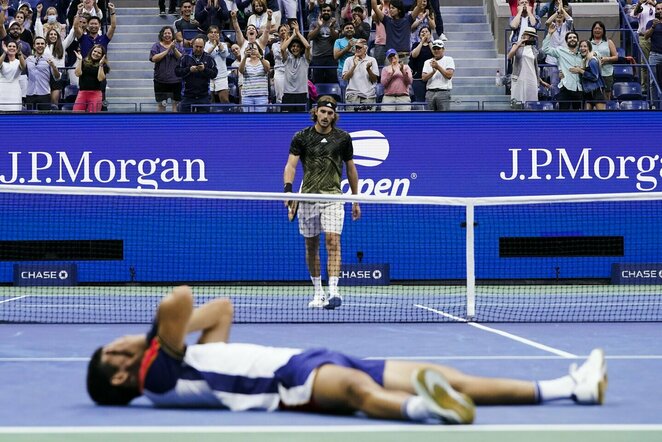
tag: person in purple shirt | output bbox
[150,25,183,112]
[25,35,60,110]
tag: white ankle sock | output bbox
[328,276,339,294]
[311,276,323,295]
[402,396,433,421]
[537,375,576,402]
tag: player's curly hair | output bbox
[310,95,340,126]
[86,347,140,406]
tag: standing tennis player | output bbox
[283,96,361,309]
[87,286,608,422]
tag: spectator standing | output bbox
[73,44,109,112]
[542,6,572,93]
[12,10,34,45]
[195,0,230,32]
[372,0,389,66]
[371,0,424,65]
[509,0,539,45]
[174,1,202,48]
[421,38,453,111]
[350,5,370,41]
[231,9,270,52]
[570,40,606,110]
[75,2,116,57]
[380,48,412,110]
[542,26,582,110]
[409,0,434,47]
[644,1,662,108]
[589,21,617,101]
[308,3,338,84]
[0,40,25,110]
[508,27,547,108]
[247,0,278,36]
[281,20,311,111]
[37,4,67,39]
[238,42,270,111]
[25,36,60,110]
[342,37,379,109]
[35,12,77,105]
[333,21,355,83]
[537,0,572,19]
[150,25,183,112]
[175,36,217,112]
[271,23,290,104]
[205,25,230,105]
[631,0,656,92]
[408,25,431,102]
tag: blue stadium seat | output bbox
[63,85,78,102]
[606,100,619,110]
[618,100,650,110]
[183,29,203,41]
[613,82,643,101]
[616,47,626,59]
[613,65,636,82]
[523,101,555,111]
[411,79,427,103]
[314,83,343,102]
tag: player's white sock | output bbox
[328,276,339,295]
[536,375,576,402]
[311,276,324,296]
[402,396,433,422]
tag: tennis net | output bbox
[0,185,661,323]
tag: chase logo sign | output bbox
[611,263,662,285]
[339,263,390,286]
[14,264,77,286]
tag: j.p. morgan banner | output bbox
[1,112,662,197]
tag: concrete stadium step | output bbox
[446,31,495,42]
[440,14,488,24]
[110,61,153,70]
[114,14,182,25]
[448,58,502,69]
[112,33,161,43]
[440,6,486,15]
[445,23,491,33]
[107,78,154,88]
[117,24,173,34]
[111,69,154,79]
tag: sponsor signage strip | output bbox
[1,113,661,197]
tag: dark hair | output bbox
[88,16,101,25]
[158,25,175,42]
[86,347,140,406]
[311,95,340,126]
[418,25,431,36]
[341,20,354,30]
[590,21,606,39]
[84,44,110,73]
[389,0,406,19]
[565,31,579,42]
[46,29,64,59]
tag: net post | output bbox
[465,201,476,320]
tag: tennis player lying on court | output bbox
[87,286,607,424]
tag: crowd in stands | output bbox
[506,0,662,110]
[0,0,661,111]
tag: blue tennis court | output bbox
[1,315,661,441]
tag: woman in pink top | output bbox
[380,48,412,111]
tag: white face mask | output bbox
[47,15,58,23]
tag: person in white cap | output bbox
[421,38,454,111]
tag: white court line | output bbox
[1,424,662,434]
[0,295,29,304]
[415,304,578,359]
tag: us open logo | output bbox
[344,131,412,196]
[349,130,390,167]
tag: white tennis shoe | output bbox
[570,348,607,405]
[412,368,475,424]
[308,292,327,308]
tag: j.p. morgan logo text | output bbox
[0,151,208,189]
[500,148,662,191]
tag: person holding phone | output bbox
[174,36,218,112]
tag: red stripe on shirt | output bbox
[138,338,161,393]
